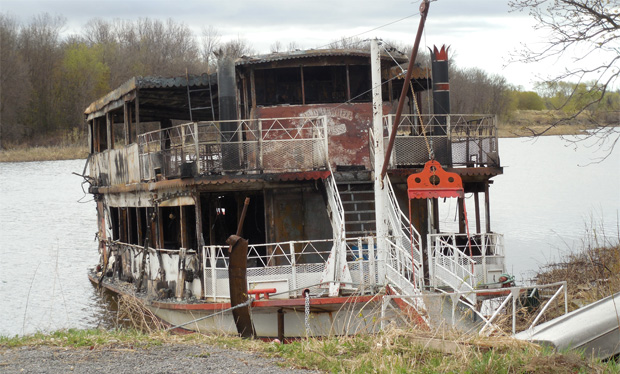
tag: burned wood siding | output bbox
[90,144,141,187]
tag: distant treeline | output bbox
[1,13,618,148]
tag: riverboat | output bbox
[84,12,512,337]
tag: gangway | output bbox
[515,291,620,360]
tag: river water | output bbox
[1,134,618,337]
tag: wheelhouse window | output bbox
[303,66,347,104]
[254,67,303,106]
[252,64,374,106]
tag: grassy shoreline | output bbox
[0,144,89,163]
[1,328,617,373]
[0,126,590,163]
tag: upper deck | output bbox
[85,48,501,190]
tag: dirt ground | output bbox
[0,343,320,374]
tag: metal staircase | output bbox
[338,181,377,238]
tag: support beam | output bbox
[474,191,481,234]
[458,197,465,234]
[106,112,114,151]
[124,101,130,145]
[485,181,491,233]
[135,94,141,137]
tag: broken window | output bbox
[348,65,371,102]
[303,66,347,104]
[161,206,181,249]
[109,207,120,241]
[254,67,303,106]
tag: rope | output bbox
[381,44,433,160]
[164,297,254,332]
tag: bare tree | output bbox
[450,66,511,116]
[510,0,619,155]
[327,36,369,50]
[201,25,220,73]
[216,36,254,59]
[18,13,66,137]
[0,14,31,148]
[270,40,301,53]
[287,41,300,51]
[269,40,283,53]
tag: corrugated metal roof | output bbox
[84,74,216,116]
[236,48,409,66]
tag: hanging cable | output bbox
[381,44,434,160]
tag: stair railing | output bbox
[384,175,424,290]
[320,142,352,296]
[428,234,477,304]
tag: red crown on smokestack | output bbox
[432,45,449,61]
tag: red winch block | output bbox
[248,288,277,300]
[407,160,464,199]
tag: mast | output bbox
[371,39,388,281]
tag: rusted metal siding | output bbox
[254,103,394,170]
[265,187,331,243]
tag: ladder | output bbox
[186,70,215,122]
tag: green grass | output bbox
[0,328,164,349]
[2,328,617,373]
[259,330,618,374]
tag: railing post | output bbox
[357,237,364,288]
[368,236,376,286]
[563,281,568,315]
[210,246,217,300]
[290,241,297,297]
[512,288,517,334]
[202,246,207,299]
[322,115,329,163]
[482,233,487,284]
[427,235,434,289]
[194,122,200,174]
[258,119,263,171]
[381,295,387,330]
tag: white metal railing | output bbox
[428,233,505,288]
[478,282,568,336]
[324,166,345,242]
[384,238,419,296]
[383,114,499,168]
[202,237,374,301]
[136,116,328,181]
[379,281,568,335]
[384,175,424,289]
[427,235,478,304]
[319,154,350,296]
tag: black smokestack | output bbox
[217,55,237,125]
[431,45,450,136]
[217,54,240,170]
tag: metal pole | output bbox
[381,0,431,180]
[371,39,388,283]
[290,242,297,297]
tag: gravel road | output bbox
[0,343,321,374]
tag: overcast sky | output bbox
[0,0,588,90]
